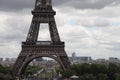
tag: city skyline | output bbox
[0,0,120,59]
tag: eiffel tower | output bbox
[13,0,70,79]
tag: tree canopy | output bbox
[56,63,120,80]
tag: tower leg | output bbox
[49,18,61,44]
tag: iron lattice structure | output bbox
[13,0,70,79]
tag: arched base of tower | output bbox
[13,42,71,79]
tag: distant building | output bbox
[11,58,16,62]
[72,52,76,58]
[96,59,106,62]
[5,58,10,62]
[75,56,91,62]
[94,58,108,64]
[0,58,3,62]
[72,52,76,61]
[69,53,92,63]
[109,57,120,63]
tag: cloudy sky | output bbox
[0,0,120,59]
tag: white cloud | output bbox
[0,1,120,59]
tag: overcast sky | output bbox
[0,0,120,59]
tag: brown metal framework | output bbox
[13,0,70,79]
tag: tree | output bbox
[55,63,120,80]
[80,74,95,80]
[61,70,74,78]
[115,73,120,80]
[108,63,119,80]
[80,63,91,75]
[71,64,82,76]
[25,65,42,76]
[0,65,14,80]
[90,64,107,75]
[0,64,5,73]
[96,73,108,80]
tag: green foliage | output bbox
[80,74,95,80]
[0,64,5,73]
[25,65,42,76]
[96,73,108,80]
[71,64,82,76]
[56,63,120,80]
[79,63,91,75]
[0,64,14,80]
[115,73,120,80]
[90,64,107,75]
[61,70,75,78]
[55,66,63,75]
[108,63,120,80]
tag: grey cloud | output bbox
[0,16,29,43]
[0,0,120,11]
[81,19,110,27]
[0,14,53,43]
[70,18,111,27]
[60,0,120,9]
[98,41,120,51]
[110,43,120,51]
[0,0,34,11]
